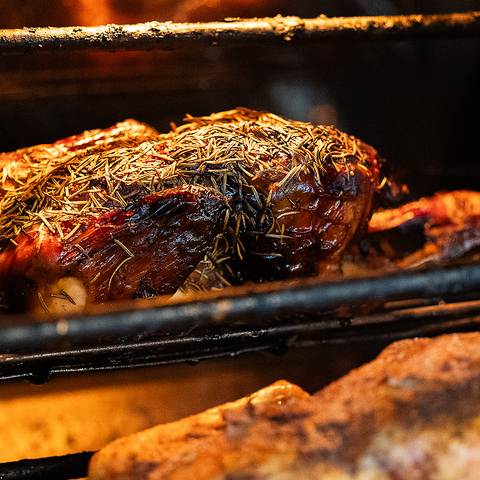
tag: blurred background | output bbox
[1,0,480,197]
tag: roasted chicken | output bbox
[0,108,395,315]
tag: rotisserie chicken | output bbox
[0,108,397,315]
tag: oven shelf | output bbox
[1,262,480,383]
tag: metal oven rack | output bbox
[0,10,480,479]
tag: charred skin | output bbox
[0,108,398,313]
[368,190,480,268]
[0,186,227,315]
[176,112,393,286]
[239,163,378,282]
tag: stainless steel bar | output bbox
[0,12,479,55]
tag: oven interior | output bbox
[1,1,480,477]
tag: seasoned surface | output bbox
[0,108,390,313]
[88,332,480,479]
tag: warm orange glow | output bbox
[0,0,293,29]
[65,0,291,26]
[74,0,116,26]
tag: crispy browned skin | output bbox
[0,185,227,314]
[239,156,380,282]
[0,109,396,313]
[88,332,480,480]
[367,190,480,269]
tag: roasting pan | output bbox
[1,7,480,478]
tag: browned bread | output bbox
[88,332,480,479]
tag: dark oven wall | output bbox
[0,0,479,198]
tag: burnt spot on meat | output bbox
[0,108,404,312]
[0,185,227,314]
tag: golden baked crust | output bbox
[88,332,480,479]
[87,380,312,480]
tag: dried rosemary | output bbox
[0,109,373,286]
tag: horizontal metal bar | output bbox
[0,261,478,351]
[2,297,480,383]
[0,451,93,480]
[0,12,479,55]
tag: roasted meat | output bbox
[88,331,480,480]
[0,185,227,315]
[368,190,480,234]
[366,190,480,269]
[0,108,393,314]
